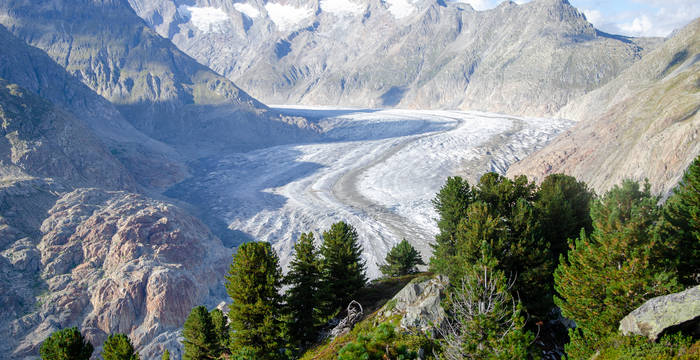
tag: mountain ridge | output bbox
[128,0,660,116]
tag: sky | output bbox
[457,0,700,37]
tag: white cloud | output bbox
[582,8,603,25]
[234,3,260,18]
[619,15,654,36]
[456,0,496,11]
[265,3,314,32]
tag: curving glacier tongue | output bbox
[166,107,572,278]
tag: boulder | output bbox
[381,275,448,334]
[619,285,700,341]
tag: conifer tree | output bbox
[40,327,93,360]
[430,176,473,274]
[379,239,425,277]
[535,173,593,261]
[210,309,229,357]
[659,155,700,285]
[320,221,367,317]
[182,306,217,360]
[161,349,170,360]
[439,249,538,360]
[554,180,681,359]
[102,334,140,360]
[284,232,322,350]
[226,241,283,359]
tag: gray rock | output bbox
[619,285,700,341]
[508,18,700,197]
[381,275,448,334]
[129,0,659,117]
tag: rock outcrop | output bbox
[0,79,134,190]
[128,0,657,117]
[619,286,700,341]
[0,0,317,158]
[0,188,232,360]
[508,18,700,196]
[381,275,448,334]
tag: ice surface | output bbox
[321,0,365,15]
[234,3,261,18]
[385,0,416,19]
[177,5,229,33]
[265,3,314,31]
[167,107,571,278]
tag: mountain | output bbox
[0,79,135,190]
[0,24,186,189]
[0,0,317,157]
[507,18,700,196]
[128,0,658,116]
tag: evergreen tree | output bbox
[379,239,426,277]
[226,241,283,359]
[439,250,538,360]
[101,334,140,360]
[182,306,217,360]
[161,349,170,360]
[554,180,681,359]
[433,173,553,317]
[430,176,473,274]
[535,173,593,261]
[284,232,322,351]
[658,155,700,285]
[210,309,229,357]
[40,327,93,360]
[320,221,368,318]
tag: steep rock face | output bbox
[0,188,231,359]
[619,286,700,341]
[507,18,700,196]
[0,79,135,190]
[0,0,317,156]
[129,0,656,116]
[0,25,185,189]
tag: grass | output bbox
[300,272,433,360]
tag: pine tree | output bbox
[554,180,681,359]
[226,241,283,359]
[439,250,538,360]
[161,349,170,360]
[659,155,700,285]
[284,232,322,350]
[430,176,473,274]
[182,306,217,360]
[40,327,94,360]
[101,334,140,360]
[379,239,425,277]
[320,221,368,318]
[535,173,593,261]
[210,309,229,357]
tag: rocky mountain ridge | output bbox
[129,0,659,116]
[0,0,318,158]
[507,18,700,196]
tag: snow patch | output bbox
[321,0,365,15]
[265,3,314,32]
[177,5,229,33]
[234,3,260,18]
[385,0,415,19]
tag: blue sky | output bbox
[458,0,700,37]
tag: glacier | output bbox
[167,107,572,278]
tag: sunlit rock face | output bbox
[508,18,700,197]
[129,0,659,117]
[2,188,231,359]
